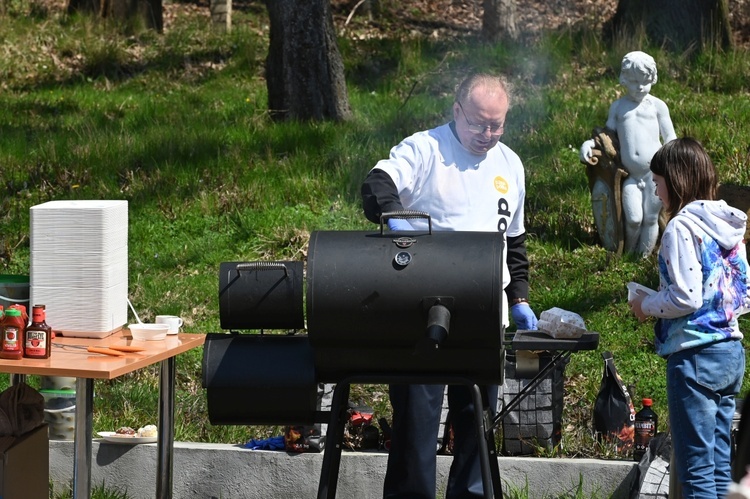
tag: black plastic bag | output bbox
[343,401,380,451]
[733,398,750,483]
[593,351,635,453]
[283,382,333,453]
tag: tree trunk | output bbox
[141,0,162,32]
[265,0,352,122]
[604,0,732,52]
[210,0,232,31]
[68,0,162,32]
[67,0,100,15]
[482,0,518,42]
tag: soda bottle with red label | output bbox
[634,398,658,461]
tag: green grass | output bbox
[2,3,750,493]
[50,483,130,499]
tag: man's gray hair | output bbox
[455,73,512,109]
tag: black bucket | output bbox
[202,333,318,425]
[0,275,30,310]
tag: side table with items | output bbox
[0,330,205,499]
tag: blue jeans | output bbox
[667,339,745,498]
[383,383,498,499]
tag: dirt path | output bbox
[331,0,750,47]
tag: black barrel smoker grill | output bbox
[202,218,599,498]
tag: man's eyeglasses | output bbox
[457,101,504,136]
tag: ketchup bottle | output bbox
[1,308,25,360]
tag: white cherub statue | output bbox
[580,51,677,256]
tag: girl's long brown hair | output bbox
[649,137,717,220]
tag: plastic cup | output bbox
[627,282,655,301]
[155,315,183,335]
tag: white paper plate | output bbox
[97,431,157,444]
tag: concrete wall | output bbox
[49,441,637,498]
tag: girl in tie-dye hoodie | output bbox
[630,137,749,498]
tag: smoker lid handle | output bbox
[380,210,432,235]
[234,262,289,278]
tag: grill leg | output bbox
[485,416,504,498]
[317,382,350,499]
[470,384,501,499]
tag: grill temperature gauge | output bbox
[394,251,412,267]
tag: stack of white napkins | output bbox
[30,200,128,338]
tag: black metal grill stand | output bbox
[494,331,599,428]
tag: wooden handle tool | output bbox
[107,345,147,352]
[86,346,126,357]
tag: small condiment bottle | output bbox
[0,308,25,360]
[9,304,28,325]
[25,304,52,359]
[633,398,658,461]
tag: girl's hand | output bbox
[629,291,650,322]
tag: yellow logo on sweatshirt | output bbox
[494,176,509,194]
